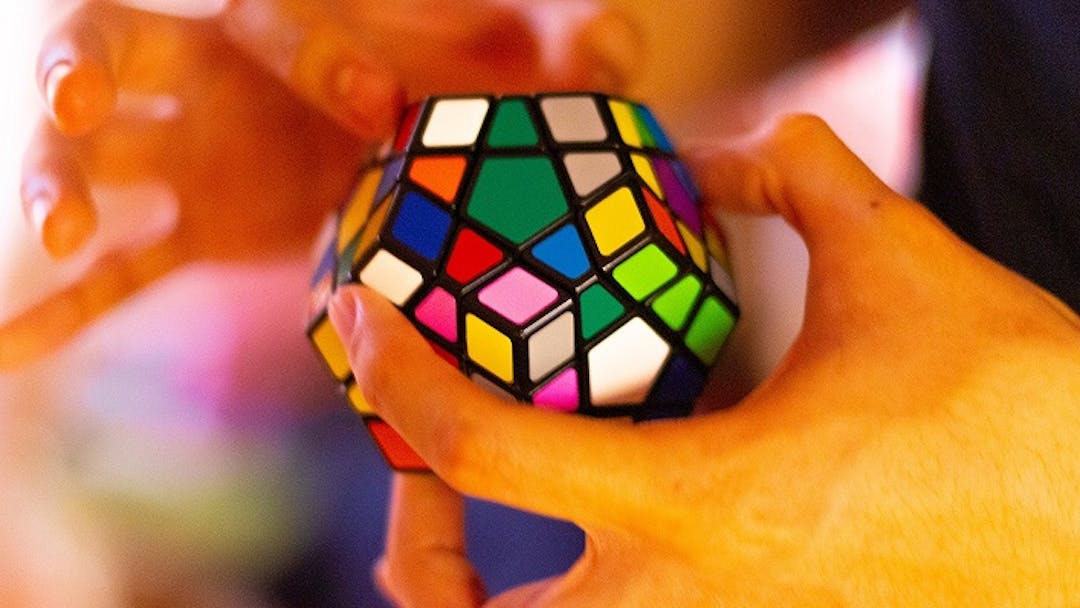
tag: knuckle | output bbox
[371,556,403,605]
[766,114,838,166]
[354,340,393,403]
[427,411,481,487]
[772,113,832,141]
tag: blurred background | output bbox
[0,2,925,606]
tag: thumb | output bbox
[327,285,664,533]
[327,284,482,467]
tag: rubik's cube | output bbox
[307,93,739,472]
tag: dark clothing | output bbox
[917,1,1080,310]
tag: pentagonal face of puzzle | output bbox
[308,93,740,471]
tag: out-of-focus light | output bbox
[114,0,230,18]
[0,3,45,318]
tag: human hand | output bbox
[5,0,634,368]
[328,115,1080,606]
[373,474,487,608]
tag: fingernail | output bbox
[27,195,53,234]
[330,60,404,139]
[329,286,361,338]
[44,60,74,111]
[45,60,116,136]
[39,195,97,259]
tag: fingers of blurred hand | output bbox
[375,474,486,608]
[0,237,181,370]
[327,285,670,533]
[508,1,643,92]
[220,0,404,139]
[331,0,639,95]
[23,102,182,259]
[38,2,122,136]
[331,0,538,94]
[21,123,98,258]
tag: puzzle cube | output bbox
[307,93,739,472]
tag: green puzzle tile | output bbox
[631,106,657,148]
[651,275,703,331]
[685,296,736,364]
[613,244,678,301]
[580,283,625,340]
[467,156,569,244]
[487,99,539,147]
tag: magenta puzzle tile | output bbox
[478,267,559,326]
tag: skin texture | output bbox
[329,116,1080,606]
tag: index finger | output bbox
[343,0,639,93]
[0,235,180,370]
[37,0,123,136]
[688,114,905,240]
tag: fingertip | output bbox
[328,284,409,382]
[21,137,98,259]
[685,114,858,219]
[327,58,406,139]
[328,283,361,339]
[685,143,782,220]
[44,58,116,136]
[38,4,119,137]
[32,193,99,259]
[568,10,643,92]
[689,114,915,251]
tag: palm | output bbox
[90,15,363,261]
[169,51,361,260]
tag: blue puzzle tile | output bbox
[532,224,591,280]
[392,191,453,261]
[312,234,337,287]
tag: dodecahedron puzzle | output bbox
[307,93,739,472]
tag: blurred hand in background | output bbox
[5,0,635,369]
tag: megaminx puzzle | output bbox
[307,93,739,472]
